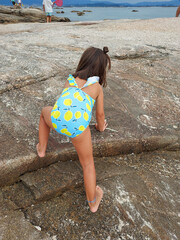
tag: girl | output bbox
[37,46,111,213]
[43,0,54,23]
[17,0,22,8]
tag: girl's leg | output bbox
[49,16,52,23]
[37,106,54,157]
[71,127,103,213]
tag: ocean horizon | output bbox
[50,6,177,21]
[1,0,179,7]
[1,2,178,21]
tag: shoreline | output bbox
[0,5,178,24]
[0,16,178,25]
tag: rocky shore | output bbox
[0,5,70,23]
[0,18,180,239]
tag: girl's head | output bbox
[73,46,111,87]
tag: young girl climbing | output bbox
[37,46,111,213]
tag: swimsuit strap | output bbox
[81,76,100,89]
[67,74,78,88]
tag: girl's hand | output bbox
[95,119,108,132]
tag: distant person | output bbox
[11,0,16,7]
[43,0,55,23]
[18,0,22,8]
[36,47,111,213]
[176,6,180,17]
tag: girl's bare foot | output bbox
[36,143,46,158]
[89,186,103,213]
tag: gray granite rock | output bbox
[1,150,180,239]
[0,18,180,187]
[0,17,179,239]
[0,5,70,23]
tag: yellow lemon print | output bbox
[52,123,57,129]
[53,101,58,110]
[66,131,72,136]
[74,92,80,98]
[77,96,83,102]
[52,110,60,119]
[92,99,95,105]
[83,112,89,121]
[61,128,67,133]
[73,92,83,101]
[61,128,72,136]
[75,111,81,119]
[64,110,73,121]
[86,95,91,105]
[63,99,72,106]
[62,88,68,93]
[69,82,75,86]
[86,103,91,112]
[62,92,70,97]
[79,125,85,131]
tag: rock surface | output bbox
[0,17,180,240]
[0,5,70,23]
[1,150,180,239]
[0,18,179,186]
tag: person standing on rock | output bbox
[17,0,22,8]
[43,0,55,23]
[37,47,111,213]
[11,0,16,7]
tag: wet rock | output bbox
[56,11,64,14]
[77,11,85,16]
[70,9,86,15]
[83,10,92,12]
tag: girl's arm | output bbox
[95,86,108,132]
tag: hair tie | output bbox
[103,46,109,54]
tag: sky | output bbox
[1,0,179,6]
[95,0,172,2]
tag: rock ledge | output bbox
[0,5,70,23]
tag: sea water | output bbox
[53,7,178,22]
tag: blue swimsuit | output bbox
[51,75,99,138]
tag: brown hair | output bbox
[73,46,111,87]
